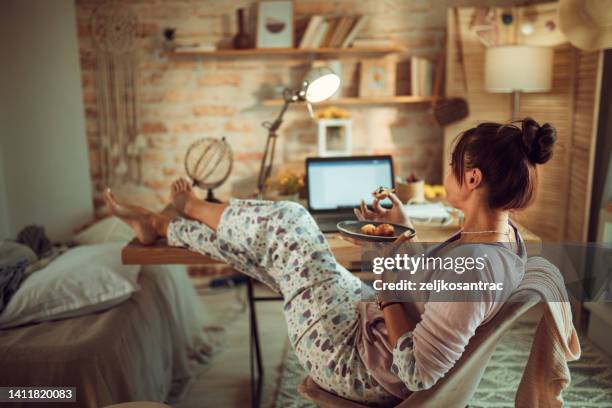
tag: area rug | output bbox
[274,322,612,407]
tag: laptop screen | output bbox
[306,156,394,212]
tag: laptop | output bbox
[306,155,395,232]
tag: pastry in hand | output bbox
[360,224,377,235]
[375,223,395,237]
[372,186,395,200]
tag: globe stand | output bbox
[205,188,221,203]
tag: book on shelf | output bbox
[298,14,368,49]
[320,16,341,47]
[310,20,330,48]
[330,16,355,47]
[410,57,433,97]
[299,15,324,48]
[341,16,369,48]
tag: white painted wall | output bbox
[0,0,93,241]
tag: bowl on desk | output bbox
[337,220,416,243]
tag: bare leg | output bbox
[103,189,170,245]
[170,177,227,231]
[104,177,228,245]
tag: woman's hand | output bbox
[354,193,414,229]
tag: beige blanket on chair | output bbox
[515,257,581,408]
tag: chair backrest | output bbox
[397,289,541,408]
[298,289,541,408]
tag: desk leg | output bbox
[247,277,263,408]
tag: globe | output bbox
[184,137,233,202]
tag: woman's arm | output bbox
[379,226,425,347]
[382,303,413,347]
[382,246,492,391]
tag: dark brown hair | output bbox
[450,117,557,210]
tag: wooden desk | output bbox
[121,219,542,268]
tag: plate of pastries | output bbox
[337,187,416,243]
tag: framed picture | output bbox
[317,119,352,157]
[359,55,397,98]
[256,0,294,49]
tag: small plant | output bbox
[271,171,304,195]
[405,172,421,182]
[314,106,350,119]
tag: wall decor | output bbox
[90,1,145,186]
[256,0,294,48]
[317,119,352,157]
[359,55,397,98]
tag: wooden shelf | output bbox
[164,46,404,58]
[262,96,433,107]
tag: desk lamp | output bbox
[257,66,340,198]
[485,45,553,120]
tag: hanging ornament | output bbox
[100,134,111,149]
[126,142,138,157]
[91,1,141,187]
[110,142,120,159]
[133,133,148,151]
[91,1,138,54]
[115,159,128,176]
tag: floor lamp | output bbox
[485,45,553,120]
[257,66,340,198]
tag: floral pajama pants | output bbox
[167,199,396,405]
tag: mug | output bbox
[396,180,425,204]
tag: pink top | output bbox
[357,227,526,398]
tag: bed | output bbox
[0,264,222,407]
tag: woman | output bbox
[105,118,556,405]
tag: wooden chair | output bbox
[298,290,541,408]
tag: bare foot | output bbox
[171,177,199,216]
[103,188,159,245]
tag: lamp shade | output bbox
[485,46,553,93]
[303,66,341,103]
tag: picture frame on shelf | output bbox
[317,119,352,157]
[359,55,397,97]
[256,0,294,49]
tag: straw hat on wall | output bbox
[559,0,612,50]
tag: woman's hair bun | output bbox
[521,117,556,165]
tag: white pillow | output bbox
[73,216,135,245]
[0,242,141,328]
[0,241,37,267]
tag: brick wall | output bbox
[75,0,528,214]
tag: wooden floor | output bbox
[176,283,287,408]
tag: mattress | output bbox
[0,265,221,407]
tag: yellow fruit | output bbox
[424,185,435,199]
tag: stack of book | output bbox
[299,15,369,49]
[410,57,433,97]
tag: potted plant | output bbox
[268,171,304,202]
